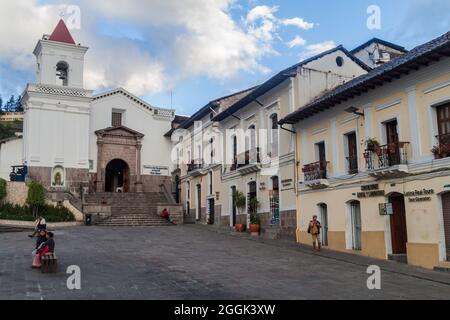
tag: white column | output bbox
[406,86,422,161]
[330,118,338,176]
[301,128,308,165]
[363,105,373,139]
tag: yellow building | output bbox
[280,31,450,269]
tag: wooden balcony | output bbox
[364,142,410,178]
[302,161,329,189]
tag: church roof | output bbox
[48,19,76,45]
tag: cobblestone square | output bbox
[1,225,450,300]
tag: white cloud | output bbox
[287,36,306,48]
[300,41,336,59]
[246,5,279,23]
[0,0,317,97]
[282,17,314,30]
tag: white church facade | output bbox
[11,20,176,196]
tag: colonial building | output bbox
[169,88,255,225]
[280,31,450,269]
[210,46,371,239]
[8,19,176,197]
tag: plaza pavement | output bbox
[1,224,450,300]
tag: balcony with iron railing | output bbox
[364,142,410,178]
[302,160,329,188]
[230,148,261,174]
[187,159,204,176]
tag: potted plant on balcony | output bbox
[234,191,246,232]
[248,197,260,236]
[365,137,380,152]
[431,145,441,159]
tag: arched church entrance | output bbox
[105,159,130,193]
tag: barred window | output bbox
[112,112,122,127]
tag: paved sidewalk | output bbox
[1,225,450,300]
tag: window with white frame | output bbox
[269,114,279,157]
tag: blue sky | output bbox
[0,0,449,116]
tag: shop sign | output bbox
[281,179,293,191]
[361,184,379,191]
[379,203,393,216]
[405,189,434,202]
[357,189,385,198]
[358,184,384,198]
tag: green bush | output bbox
[0,178,6,201]
[26,181,46,217]
[0,203,74,222]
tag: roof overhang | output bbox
[280,32,450,125]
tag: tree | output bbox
[0,95,3,113]
[0,178,6,202]
[233,190,246,216]
[14,95,23,112]
[4,95,15,112]
[26,181,46,218]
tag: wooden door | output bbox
[347,132,358,173]
[196,184,201,221]
[437,103,450,135]
[351,202,362,250]
[389,194,408,254]
[442,192,450,261]
[319,204,328,246]
[385,120,399,165]
[231,187,237,226]
[318,142,326,163]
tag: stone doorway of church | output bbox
[105,159,130,193]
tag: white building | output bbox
[2,19,175,195]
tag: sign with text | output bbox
[143,165,169,176]
[379,203,393,216]
[405,189,434,202]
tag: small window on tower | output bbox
[112,112,123,127]
[56,61,69,86]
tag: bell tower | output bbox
[22,19,93,193]
[34,19,87,88]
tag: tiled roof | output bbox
[48,19,76,45]
[280,31,450,124]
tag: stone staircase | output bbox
[97,214,173,227]
[84,192,173,227]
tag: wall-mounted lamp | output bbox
[345,106,364,117]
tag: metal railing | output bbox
[364,142,410,170]
[187,160,203,172]
[230,148,260,171]
[436,133,450,156]
[302,161,329,181]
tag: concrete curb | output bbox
[0,219,83,229]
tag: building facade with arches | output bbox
[280,31,450,269]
